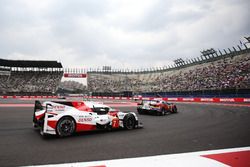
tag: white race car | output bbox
[33,100,142,137]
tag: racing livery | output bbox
[33,100,142,137]
[137,100,177,115]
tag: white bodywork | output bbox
[34,101,139,135]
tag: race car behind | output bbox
[137,100,177,115]
[33,100,142,137]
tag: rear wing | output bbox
[33,100,57,135]
[33,100,53,119]
[34,100,55,112]
[34,100,43,111]
[33,100,43,122]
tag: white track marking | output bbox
[24,147,250,167]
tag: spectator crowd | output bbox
[88,53,250,93]
[0,71,63,95]
[1,52,249,95]
[59,80,87,93]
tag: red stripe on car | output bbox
[76,123,96,132]
[47,120,57,129]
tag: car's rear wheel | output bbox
[33,122,38,128]
[123,114,136,130]
[172,106,178,113]
[56,117,76,137]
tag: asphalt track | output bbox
[0,99,250,167]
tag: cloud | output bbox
[0,0,249,70]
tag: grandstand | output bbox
[0,37,249,98]
[0,59,63,95]
[58,80,87,94]
[87,41,250,98]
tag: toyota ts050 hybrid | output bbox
[33,100,142,137]
[137,100,177,115]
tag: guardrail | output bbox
[1,95,250,103]
[0,95,58,99]
[88,96,250,103]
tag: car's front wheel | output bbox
[56,117,76,137]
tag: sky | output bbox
[0,0,249,70]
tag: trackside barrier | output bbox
[0,96,250,103]
[0,96,58,99]
[138,97,250,103]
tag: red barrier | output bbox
[0,96,58,99]
[139,97,250,103]
[0,96,250,103]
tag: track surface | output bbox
[0,99,250,167]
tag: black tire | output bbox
[33,122,38,128]
[123,114,136,130]
[172,106,178,113]
[40,127,45,136]
[159,108,166,116]
[56,117,76,137]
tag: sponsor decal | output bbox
[168,98,178,101]
[200,98,214,102]
[64,73,87,78]
[52,105,65,111]
[142,97,150,100]
[78,116,92,122]
[243,98,250,102]
[153,98,163,101]
[78,118,92,122]
[220,98,235,102]
[183,98,194,101]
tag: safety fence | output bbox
[89,96,250,103]
[0,95,250,103]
